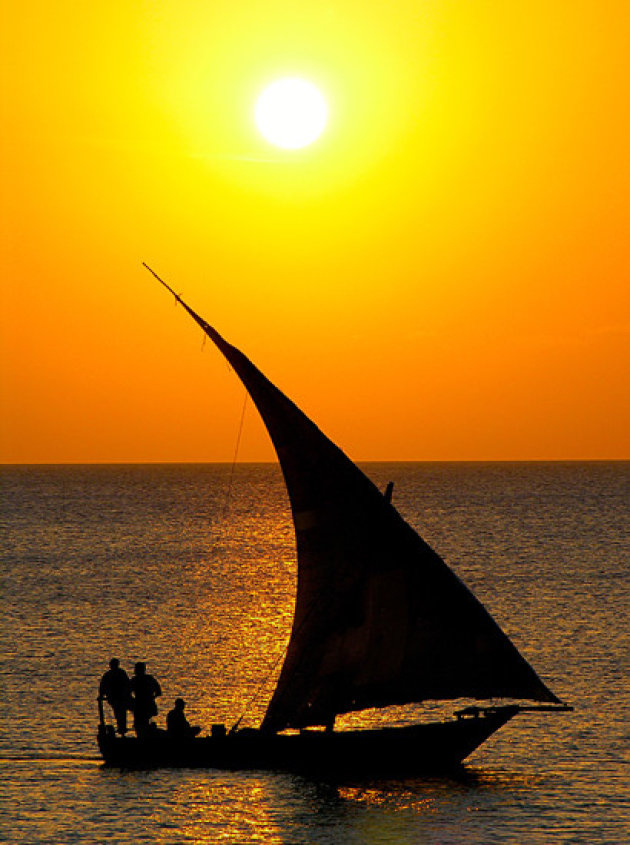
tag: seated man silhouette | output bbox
[166,698,201,739]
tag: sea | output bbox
[1,462,628,844]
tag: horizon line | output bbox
[2,458,629,467]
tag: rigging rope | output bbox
[222,386,292,731]
[223,389,248,520]
[230,642,288,733]
[230,594,324,731]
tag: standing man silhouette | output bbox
[98,658,130,735]
[130,661,162,736]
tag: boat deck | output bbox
[98,706,521,775]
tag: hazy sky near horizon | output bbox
[2,1,629,462]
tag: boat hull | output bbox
[98,706,519,776]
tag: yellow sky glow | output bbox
[1,1,629,462]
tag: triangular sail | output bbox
[152,272,559,732]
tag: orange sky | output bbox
[2,1,629,462]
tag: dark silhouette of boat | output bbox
[97,266,571,773]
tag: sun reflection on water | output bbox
[160,465,296,732]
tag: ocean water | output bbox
[1,462,628,844]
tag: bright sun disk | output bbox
[255,78,328,150]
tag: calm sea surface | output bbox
[1,462,628,844]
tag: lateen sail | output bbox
[155,277,559,732]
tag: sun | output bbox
[254,78,328,150]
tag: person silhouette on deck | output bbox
[166,698,201,739]
[130,661,162,736]
[98,658,131,735]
